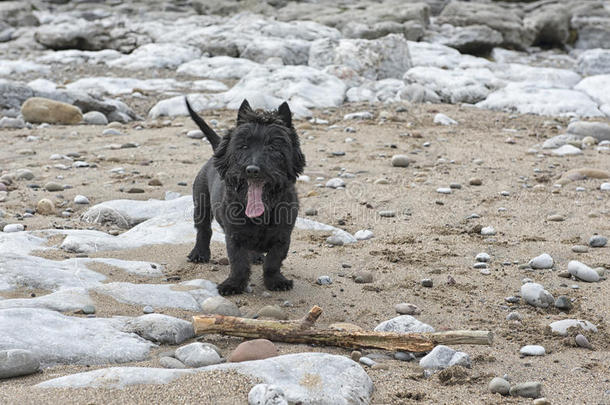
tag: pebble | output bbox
[476,252,491,262]
[256,305,287,320]
[350,351,362,362]
[374,178,389,185]
[36,199,55,215]
[419,345,470,370]
[601,183,610,191]
[326,235,345,246]
[175,342,222,367]
[143,305,154,314]
[436,187,452,194]
[568,260,600,282]
[354,271,373,284]
[0,183,6,192]
[3,224,24,233]
[521,282,554,308]
[379,210,395,218]
[421,278,433,288]
[305,208,318,216]
[575,334,593,349]
[0,349,40,379]
[159,356,186,369]
[395,303,421,315]
[358,357,376,367]
[102,128,123,136]
[529,253,553,269]
[509,382,542,399]
[15,169,34,180]
[500,191,510,196]
[200,296,241,317]
[589,235,607,248]
[317,276,332,285]
[127,187,145,194]
[546,214,565,222]
[394,352,415,362]
[44,182,63,192]
[571,245,588,253]
[469,178,482,186]
[433,113,457,125]
[520,345,545,356]
[554,296,572,311]
[391,155,409,167]
[473,262,488,269]
[533,398,551,405]
[74,195,90,205]
[228,339,277,363]
[83,111,108,125]
[325,178,345,188]
[506,311,522,321]
[489,377,510,396]
[480,226,496,236]
[82,305,96,315]
[186,129,204,139]
[354,230,374,240]
[344,111,373,120]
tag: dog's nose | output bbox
[246,165,260,176]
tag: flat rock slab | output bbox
[122,314,194,345]
[0,288,93,312]
[35,353,373,405]
[0,308,154,366]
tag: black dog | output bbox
[185,97,305,295]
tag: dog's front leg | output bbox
[263,240,293,291]
[218,237,251,295]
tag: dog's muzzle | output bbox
[246,165,260,177]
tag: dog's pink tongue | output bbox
[246,182,265,218]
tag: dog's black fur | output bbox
[185,97,305,295]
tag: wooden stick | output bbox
[192,306,492,353]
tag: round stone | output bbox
[44,182,63,192]
[395,303,421,315]
[391,155,410,167]
[480,226,496,236]
[354,229,374,240]
[159,356,186,369]
[317,275,332,285]
[421,278,433,288]
[489,377,510,395]
[469,178,482,186]
[186,129,204,139]
[589,235,607,248]
[201,296,241,316]
[476,252,491,262]
[3,224,24,233]
[568,260,600,282]
[83,111,108,125]
[143,305,154,314]
[529,253,553,269]
[36,198,55,215]
[325,178,345,188]
[228,339,277,363]
[82,305,96,314]
[394,352,415,361]
[326,235,345,246]
[74,195,90,205]
[304,208,318,216]
[519,345,545,356]
[571,245,588,253]
[575,334,593,349]
[175,342,222,367]
[102,128,123,136]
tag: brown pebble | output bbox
[148,179,163,186]
[127,187,145,193]
[228,339,277,363]
[351,350,362,362]
[36,198,55,215]
[469,178,482,186]
[218,257,229,265]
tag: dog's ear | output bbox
[236,99,253,126]
[213,133,232,179]
[288,131,305,182]
[277,101,292,128]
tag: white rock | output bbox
[481,226,496,236]
[552,144,583,156]
[549,319,598,336]
[354,230,374,240]
[520,282,554,308]
[0,308,153,366]
[520,345,545,356]
[0,288,93,312]
[122,314,195,345]
[74,195,90,204]
[344,111,373,120]
[419,345,470,370]
[27,78,57,93]
[434,114,457,126]
[542,134,584,149]
[577,49,610,76]
[107,44,201,70]
[567,260,600,282]
[175,342,222,367]
[436,187,452,194]
[574,75,610,116]
[475,252,490,262]
[601,183,610,191]
[82,111,108,125]
[0,349,40,379]
[374,315,434,333]
[529,253,554,269]
[177,56,261,80]
[325,178,345,188]
[0,59,49,76]
[3,224,24,233]
[249,384,288,405]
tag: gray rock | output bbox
[186,130,204,139]
[374,315,434,333]
[589,235,607,247]
[142,305,154,314]
[510,381,542,399]
[378,210,395,218]
[248,384,288,405]
[317,275,332,285]
[0,116,25,128]
[122,314,194,345]
[578,49,610,76]
[0,79,34,115]
[567,121,610,142]
[542,134,584,149]
[529,253,553,269]
[44,182,63,192]
[549,319,597,336]
[489,377,510,395]
[343,111,373,120]
[575,334,593,349]
[395,303,421,315]
[524,4,570,47]
[554,296,572,311]
[421,278,433,288]
[159,356,186,369]
[506,311,522,321]
[3,224,24,233]
[521,282,554,308]
[325,178,345,188]
[82,305,96,315]
[568,260,600,282]
[441,25,503,55]
[391,154,409,167]
[419,345,470,370]
[476,252,490,262]
[74,195,90,205]
[354,271,373,284]
[175,342,222,368]
[434,113,457,126]
[257,305,287,320]
[0,349,40,379]
[83,111,108,125]
[326,235,345,246]
[519,345,545,356]
[200,296,241,316]
[394,351,415,362]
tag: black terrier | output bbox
[185,97,305,295]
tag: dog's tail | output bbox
[185,97,220,151]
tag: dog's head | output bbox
[214,100,305,217]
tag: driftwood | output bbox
[192,305,492,353]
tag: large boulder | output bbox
[0,1,39,27]
[523,3,570,47]
[21,97,83,125]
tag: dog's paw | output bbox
[218,278,247,295]
[187,249,210,263]
[264,274,294,291]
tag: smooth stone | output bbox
[186,130,204,139]
[391,155,409,167]
[547,214,565,222]
[533,398,551,405]
[481,226,496,236]
[434,113,457,125]
[374,315,434,334]
[15,169,34,180]
[175,342,222,367]
[36,199,55,215]
[419,345,470,370]
[354,230,374,240]
[122,314,194,345]
[325,178,345,188]
[394,303,421,315]
[469,178,482,186]
[571,245,588,253]
[257,306,287,320]
[317,276,332,285]
[568,260,600,282]
[379,210,395,218]
[228,339,277,363]
[102,128,123,136]
[436,187,452,194]
[82,305,96,315]
[21,97,82,125]
[159,357,186,369]
[552,144,582,156]
[476,252,490,262]
[520,345,545,356]
[358,357,376,367]
[589,235,607,247]
[601,183,610,191]
[74,195,90,204]
[509,382,542,399]
[489,377,510,396]
[200,296,241,317]
[248,384,288,405]
[549,319,597,336]
[3,224,24,233]
[529,253,554,269]
[575,334,593,349]
[44,182,63,192]
[344,111,373,120]
[326,235,345,246]
[554,296,572,311]
[304,208,318,216]
[521,283,554,308]
[506,312,522,321]
[354,271,373,284]
[350,351,362,362]
[394,352,415,362]
[449,183,461,189]
[421,278,433,288]
[83,111,108,125]
[0,349,40,379]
